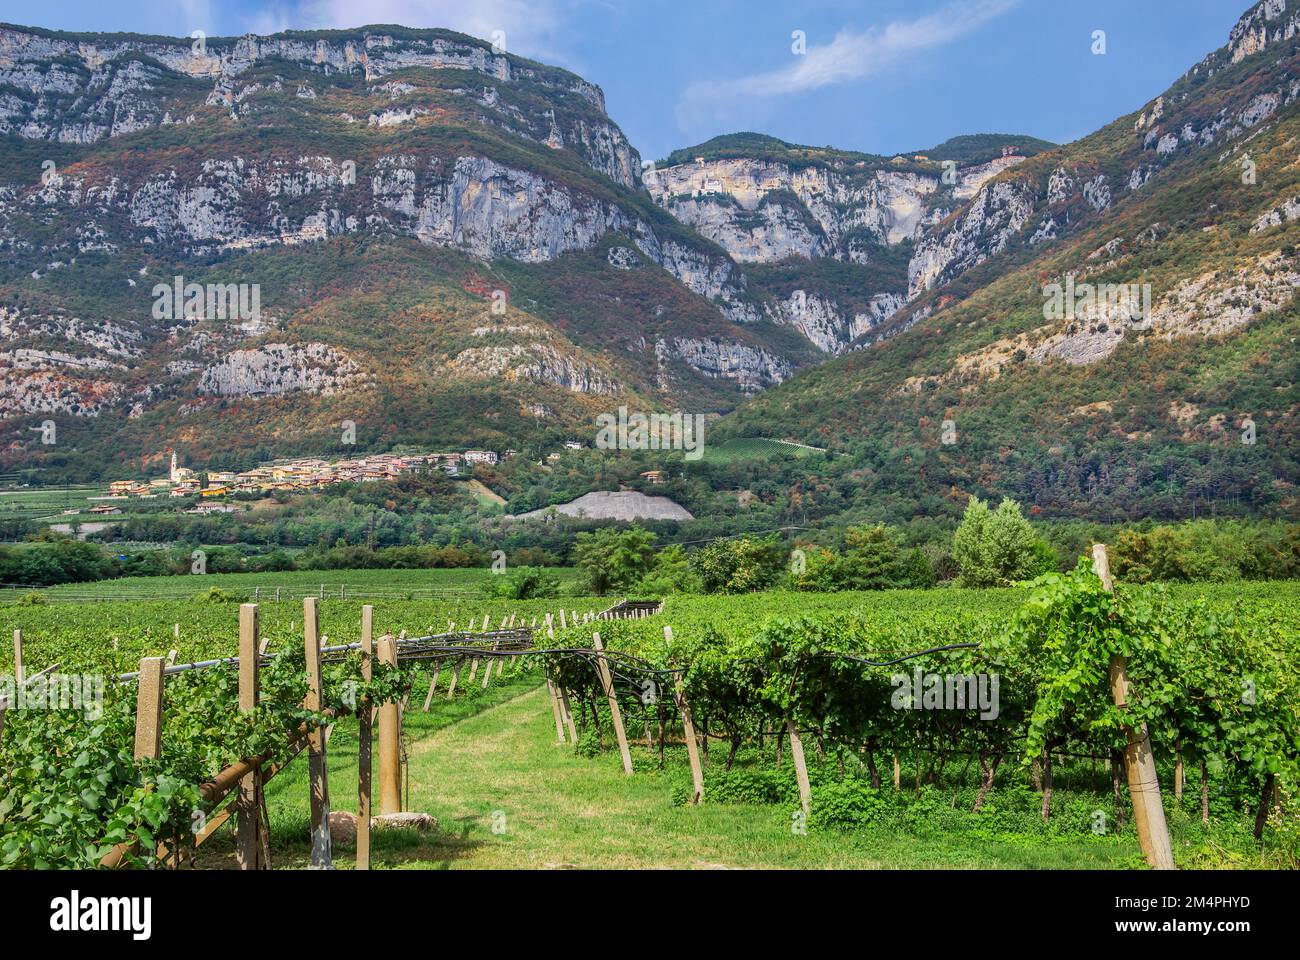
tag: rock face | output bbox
[908,179,1036,297]
[197,343,360,397]
[645,158,943,261]
[904,0,1300,308]
[644,140,1035,353]
[660,337,792,393]
[449,343,620,395]
[0,25,639,187]
[0,22,817,459]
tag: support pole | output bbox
[1093,544,1174,870]
[236,605,262,869]
[593,632,633,775]
[357,605,374,870]
[303,597,333,868]
[786,717,812,818]
[134,657,165,760]
[547,674,567,743]
[378,633,402,815]
[675,677,704,804]
[12,630,23,686]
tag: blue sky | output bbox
[4,0,1251,161]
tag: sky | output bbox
[1,0,1252,162]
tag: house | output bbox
[200,485,229,498]
[108,480,135,495]
[639,470,666,485]
[89,504,121,515]
[463,450,498,465]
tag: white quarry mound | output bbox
[508,490,693,522]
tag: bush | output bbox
[952,496,1049,587]
[484,566,560,600]
[810,780,889,829]
[689,535,786,593]
[573,526,657,595]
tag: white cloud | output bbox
[677,0,1020,130]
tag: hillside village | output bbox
[91,449,503,513]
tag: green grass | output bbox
[0,486,104,523]
[202,682,1259,870]
[1,565,582,601]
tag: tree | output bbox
[952,496,1045,587]
[632,544,699,596]
[689,535,786,593]
[572,526,657,595]
[839,524,904,589]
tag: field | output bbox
[0,486,105,524]
[700,437,825,463]
[0,566,582,603]
[1,573,1296,870]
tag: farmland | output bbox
[0,566,582,603]
[1,573,1295,870]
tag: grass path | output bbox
[213,681,1134,869]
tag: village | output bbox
[87,449,503,515]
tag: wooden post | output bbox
[12,630,22,686]
[1093,544,1175,870]
[357,606,374,871]
[558,682,578,745]
[559,609,567,630]
[236,605,263,870]
[592,632,633,775]
[547,674,567,743]
[134,657,165,760]
[786,717,812,818]
[446,658,460,699]
[378,634,402,815]
[303,597,333,868]
[467,657,479,683]
[675,677,704,805]
[422,664,441,711]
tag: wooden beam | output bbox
[546,674,567,743]
[235,604,262,870]
[1093,544,1175,870]
[357,605,374,871]
[675,677,704,804]
[12,630,22,686]
[133,657,165,760]
[378,634,402,815]
[592,632,633,775]
[786,718,811,818]
[422,664,441,711]
[302,597,333,868]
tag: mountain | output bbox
[2,1,1296,526]
[644,132,1053,353]
[714,0,1300,522]
[0,23,822,479]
